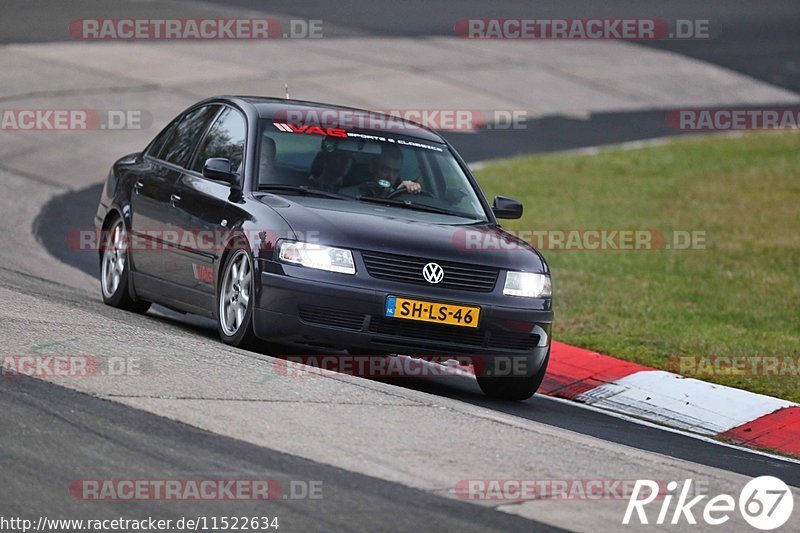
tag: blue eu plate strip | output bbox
[385,296,397,317]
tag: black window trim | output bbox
[143,104,222,170]
[185,104,248,186]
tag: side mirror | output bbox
[202,158,238,185]
[492,195,523,219]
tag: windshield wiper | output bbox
[355,195,472,218]
[258,184,349,200]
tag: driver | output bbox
[342,146,421,198]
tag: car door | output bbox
[163,106,247,310]
[129,105,220,290]
[128,157,179,279]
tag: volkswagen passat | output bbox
[95,96,553,400]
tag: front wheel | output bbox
[476,350,550,401]
[216,247,258,348]
[100,217,151,314]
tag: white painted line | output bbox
[575,370,797,435]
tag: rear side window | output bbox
[191,107,247,175]
[145,119,178,158]
[157,105,220,167]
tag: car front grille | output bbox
[367,317,485,346]
[298,305,366,331]
[367,318,539,352]
[360,251,498,292]
[487,332,541,351]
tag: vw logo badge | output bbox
[422,262,444,284]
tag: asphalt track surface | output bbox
[4,1,800,531]
[4,0,798,94]
[2,376,559,532]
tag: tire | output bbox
[100,216,151,314]
[476,349,550,401]
[216,247,258,348]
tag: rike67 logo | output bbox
[624,476,794,530]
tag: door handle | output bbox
[134,180,144,194]
[170,193,181,206]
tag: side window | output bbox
[144,119,178,158]
[158,105,220,167]
[191,107,246,175]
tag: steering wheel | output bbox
[388,185,435,199]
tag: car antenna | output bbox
[284,83,290,100]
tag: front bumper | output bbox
[253,260,553,378]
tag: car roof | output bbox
[215,95,448,144]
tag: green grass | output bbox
[474,131,800,402]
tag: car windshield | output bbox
[257,120,488,221]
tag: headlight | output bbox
[277,241,356,275]
[503,272,551,298]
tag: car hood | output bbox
[259,195,547,273]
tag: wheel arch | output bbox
[99,206,142,301]
[98,207,125,262]
[215,230,256,293]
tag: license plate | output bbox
[384,296,480,328]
